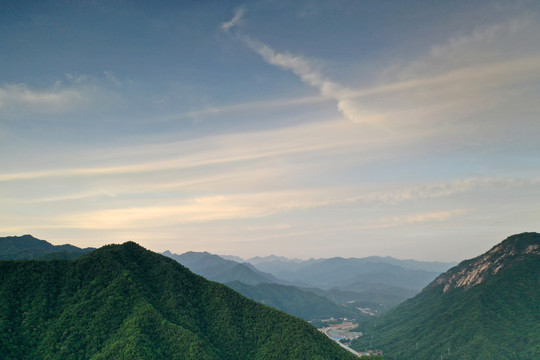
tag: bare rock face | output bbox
[430,232,540,293]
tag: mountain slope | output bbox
[0,242,356,360]
[351,232,540,360]
[0,234,94,260]
[226,281,361,321]
[163,250,281,285]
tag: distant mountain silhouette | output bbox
[247,254,303,265]
[248,256,453,311]
[163,250,364,320]
[162,250,282,285]
[165,250,453,318]
[263,256,452,290]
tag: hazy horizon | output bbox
[1,1,539,262]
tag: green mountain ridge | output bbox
[351,232,540,360]
[0,235,94,260]
[0,241,357,359]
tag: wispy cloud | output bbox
[221,7,245,32]
[222,12,540,137]
[11,176,536,232]
[395,17,540,80]
[220,8,371,124]
[0,83,84,113]
[0,135,339,182]
[0,118,366,182]
[58,196,252,229]
[0,73,128,120]
[158,93,327,122]
[242,37,371,124]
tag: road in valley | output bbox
[320,327,363,357]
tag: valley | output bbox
[318,320,364,357]
[164,248,455,322]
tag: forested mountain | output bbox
[351,232,540,360]
[0,242,357,360]
[0,235,94,260]
[163,250,281,285]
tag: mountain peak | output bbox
[432,232,540,293]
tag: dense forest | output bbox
[0,242,357,359]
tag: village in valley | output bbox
[316,318,381,357]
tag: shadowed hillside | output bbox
[352,233,540,360]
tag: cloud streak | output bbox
[0,83,83,113]
[222,12,540,135]
[221,8,245,32]
[242,37,370,123]
[220,9,369,123]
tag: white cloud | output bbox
[243,37,370,124]
[159,92,326,122]
[103,71,124,87]
[57,196,252,229]
[228,13,540,141]
[395,17,540,80]
[0,118,366,182]
[0,73,129,120]
[221,7,245,32]
[0,83,83,113]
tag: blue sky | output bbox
[1,0,540,261]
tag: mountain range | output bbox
[162,250,356,320]
[165,249,455,320]
[0,235,454,323]
[1,232,537,359]
[351,232,540,359]
[162,250,282,286]
[249,256,452,278]
[0,241,357,359]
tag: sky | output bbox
[1,0,540,261]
